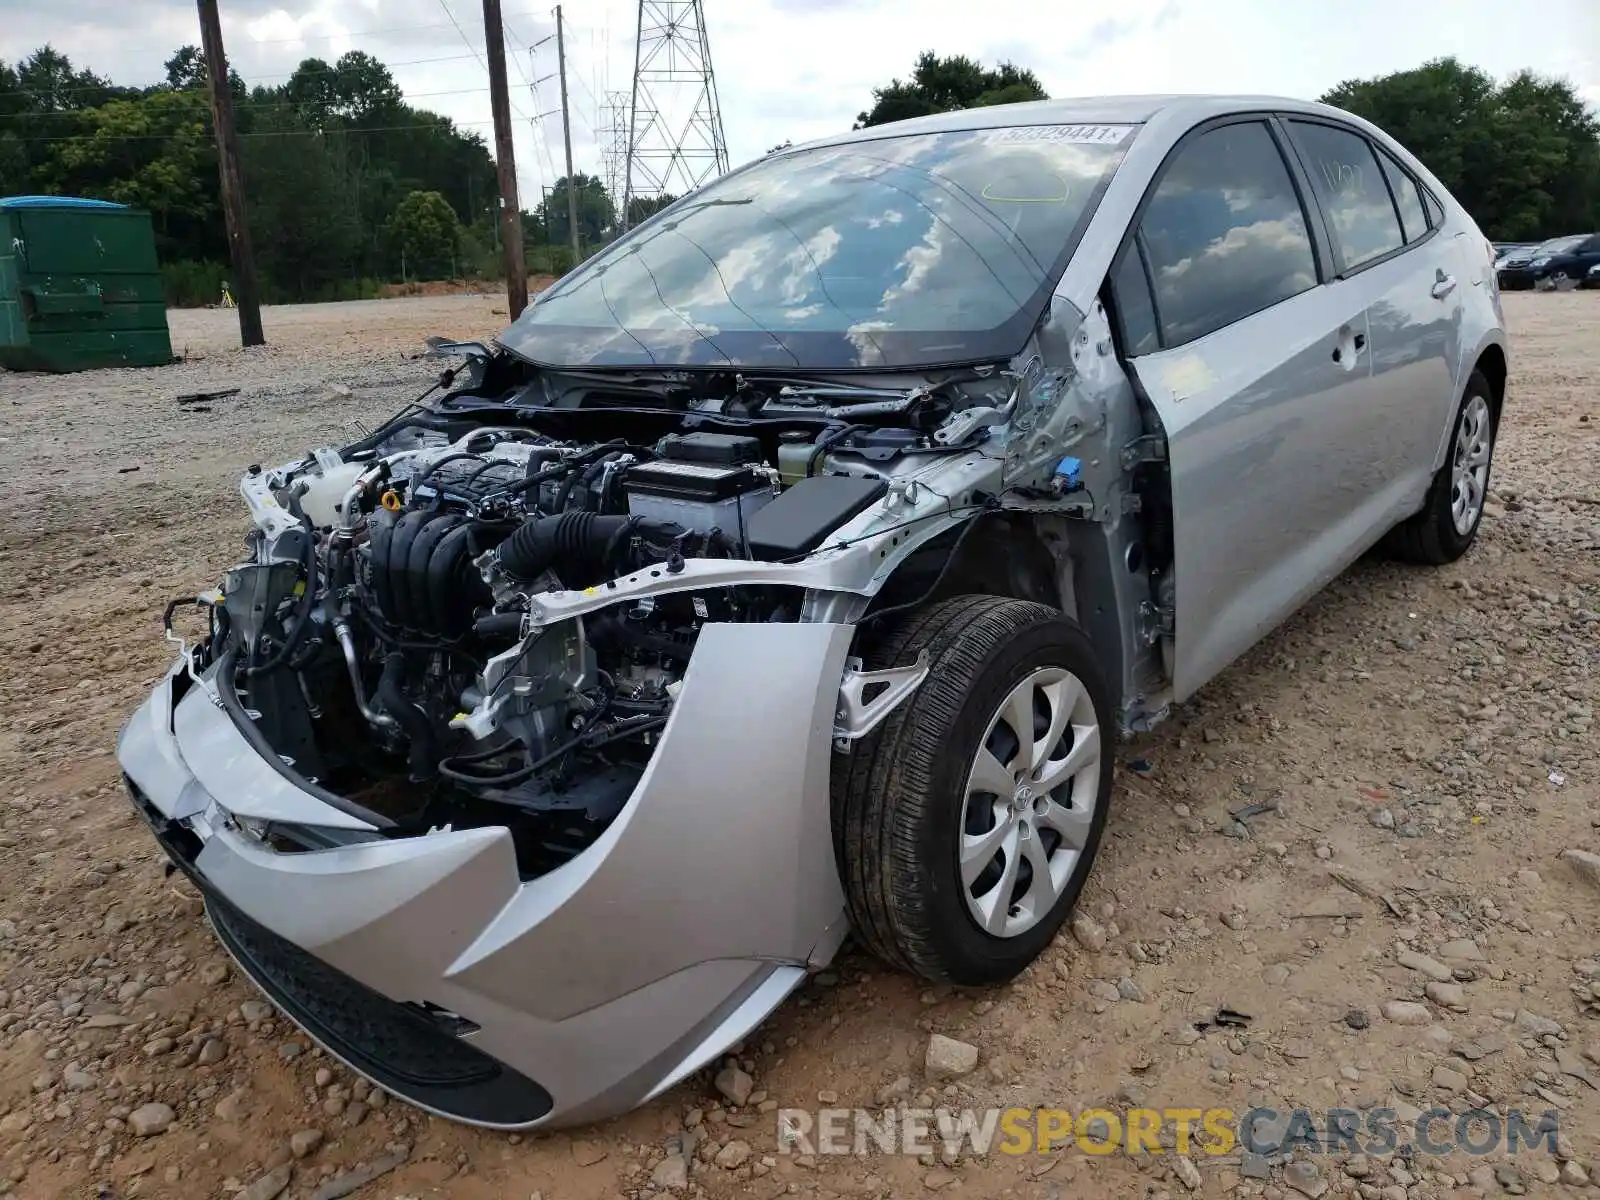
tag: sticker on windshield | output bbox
[993,125,1132,146]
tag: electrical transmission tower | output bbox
[622,0,728,231]
[600,90,632,219]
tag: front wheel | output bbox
[831,596,1114,985]
[1382,369,1497,565]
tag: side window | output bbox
[1138,121,1318,347]
[1288,120,1405,271]
[1422,189,1445,229]
[1376,148,1428,244]
[1110,241,1160,356]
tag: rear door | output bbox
[1117,117,1380,699]
[1279,118,1463,525]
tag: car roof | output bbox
[795,94,1370,151]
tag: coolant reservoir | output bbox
[298,449,365,528]
[777,432,814,488]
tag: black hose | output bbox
[438,673,616,787]
[496,511,681,585]
[377,652,437,782]
[806,423,859,477]
[471,612,524,641]
[244,539,319,677]
[859,512,991,629]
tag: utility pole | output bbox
[196,0,263,347]
[482,0,528,318]
[555,6,581,265]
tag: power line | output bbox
[8,51,487,101]
[18,119,500,145]
[18,85,495,120]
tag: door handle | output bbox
[1431,272,1457,299]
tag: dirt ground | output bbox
[0,292,1595,1200]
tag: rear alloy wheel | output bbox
[832,596,1114,985]
[1382,369,1497,566]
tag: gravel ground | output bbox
[0,292,1595,1200]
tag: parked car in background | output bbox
[119,94,1508,1130]
[1496,233,1600,289]
[1493,241,1537,264]
[1585,263,1600,289]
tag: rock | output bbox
[62,1068,94,1091]
[876,1076,912,1105]
[214,1088,251,1123]
[200,962,230,986]
[1431,1064,1468,1092]
[1466,1164,1495,1191]
[1174,1155,1202,1190]
[1560,1161,1590,1186]
[103,913,129,936]
[128,1103,174,1136]
[923,1168,959,1190]
[714,1065,753,1107]
[290,1129,324,1159]
[196,1037,226,1066]
[1087,980,1121,1003]
[1344,1009,1369,1030]
[650,1153,688,1190]
[143,1036,174,1057]
[1561,848,1600,890]
[1437,938,1484,961]
[308,1148,408,1200]
[1494,1163,1525,1194]
[238,1165,292,1200]
[1116,976,1144,1002]
[1370,807,1395,829]
[1397,948,1453,982]
[1283,1160,1327,1197]
[1380,1000,1432,1026]
[1426,981,1467,1010]
[1343,1155,1370,1179]
[714,1140,752,1169]
[83,1013,135,1028]
[925,1034,979,1080]
[239,1000,273,1022]
[1516,1009,1563,1037]
[0,1113,31,1135]
[1070,912,1107,952]
[570,1140,607,1167]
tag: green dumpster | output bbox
[0,195,174,372]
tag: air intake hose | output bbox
[495,511,681,587]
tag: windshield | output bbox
[1536,236,1586,254]
[498,123,1132,371]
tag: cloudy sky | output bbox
[4,0,1596,210]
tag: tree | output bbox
[1321,58,1600,240]
[389,189,460,277]
[856,53,1047,128]
[243,109,361,298]
[538,174,615,247]
[626,192,677,226]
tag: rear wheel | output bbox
[831,596,1114,985]
[1382,369,1497,565]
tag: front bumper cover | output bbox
[117,622,854,1129]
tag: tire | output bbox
[831,596,1114,985]
[1382,369,1497,566]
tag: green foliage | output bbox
[856,53,1047,129]
[1321,57,1600,240]
[539,174,616,248]
[0,43,502,303]
[626,192,678,226]
[161,258,227,308]
[390,190,460,277]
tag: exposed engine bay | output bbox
[167,312,1173,881]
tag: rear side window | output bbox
[1376,149,1428,243]
[1289,120,1405,270]
[1138,121,1318,347]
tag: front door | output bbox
[1116,118,1379,699]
